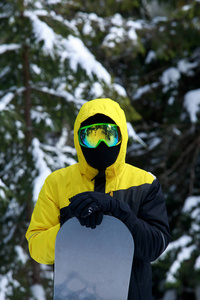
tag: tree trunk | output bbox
[22,43,33,149]
[20,0,42,293]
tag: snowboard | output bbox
[53,215,134,300]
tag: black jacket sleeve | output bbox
[126,179,171,262]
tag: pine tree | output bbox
[0,0,142,298]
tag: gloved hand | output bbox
[68,191,134,230]
[60,206,73,227]
[60,194,104,229]
[77,211,104,229]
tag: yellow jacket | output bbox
[26,98,158,264]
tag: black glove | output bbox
[60,206,73,227]
[69,191,134,230]
[77,211,104,229]
[60,194,104,229]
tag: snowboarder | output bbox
[26,98,170,299]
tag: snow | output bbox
[133,84,151,100]
[160,67,180,86]
[161,235,196,283]
[83,22,94,36]
[0,44,20,54]
[160,59,198,91]
[112,83,127,97]
[74,12,105,33]
[0,271,20,300]
[145,50,156,64]
[31,63,41,75]
[41,143,77,168]
[183,88,200,123]
[32,138,52,202]
[0,66,10,79]
[148,136,162,150]
[182,196,200,213]
[25,10,111,83]
[127,27,137,41]
[0,179,7,199]
[32,135,77,202]
[33,1,43,9]
[127,20,143,41]
[31,108,54,129]
[166,245,196,283]
[89,82,104,98]
[15,246,29,264]
[0,92,14,111]
[195,256,200,270]
[168,96,175,105]
[46,0,62,4]
[177,59,198,75]
[26,11,57,56]
[173,127,181,136]
[133,82,159,100]
[182,4,192,11]
[103,17,142,47]
[126,20,143,30]
[56,127,68,149]
[61,35,111,84]
[31,284,46,300]
[164,235,192,254]
[103,27,125,47]
[127,122,147,148]
[111,13,123,27]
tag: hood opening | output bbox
[74,98,128,179]
[80,113,115,127]
[80,114,121,171]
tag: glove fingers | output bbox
[84,215,92,228]
[69,192,89,211]
[81,202,101,218]
[60,206,73,227]
[74,198,95,217]
[69,197,94,217]
[78,211,103,229]
[78,217,86,226]
[96,211,103,226]
[84,214,97,229]
[89,213,97,229]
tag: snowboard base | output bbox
[54,216,134,300]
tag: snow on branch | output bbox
[166,244,196,284]
[0,271,20,300]
[127,122,147,148]
[26,10,111,83]
[161,235,197,284]
[0,92,14,111]
[32,138,51,202]
[25,10,57,56]
[32,136,77,202]
[61,35,111,84]
[0,44,20,55]
[184,89,200,123]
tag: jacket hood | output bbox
[74,98,128,179]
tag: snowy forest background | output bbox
[0,0,200,299]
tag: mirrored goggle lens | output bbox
[79,123,121,148]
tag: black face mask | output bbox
[81,142,120,171]
[80,114,121,171]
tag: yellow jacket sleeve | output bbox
[25,174,60,264]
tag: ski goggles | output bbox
[78,123,121,148]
